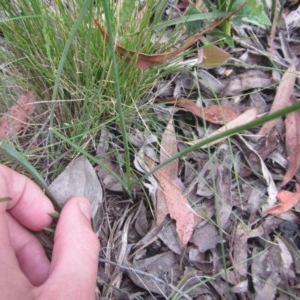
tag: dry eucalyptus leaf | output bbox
[94,13,233,70]
[237,135,278,210]
[177,267,215,298]
[126,251,181,296]
[221,70,272,96]
[251,240,294,299]
[264,183,300,215]
[282,95,300,186]
[134,201,149,237]
[0,92,36,139]
[96,159,123,192]
[153,118,199,249]
[191,223,221,253]
[157,220,182,255]
[231,222,249,280]
[159,117,178,180]
[200,45,231,68]
[258,58,297,136]
[158,97,241,125]
[186,108,257,148]
[198,69,224,95]
[48,156,103,232]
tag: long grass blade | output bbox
[101,0,131,188]
[49,127,129,194]
[0,141,59,208]
[140,102,300,181]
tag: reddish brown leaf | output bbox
[258,59,297,136]
[159,118,178,179]
[186,108,258,147]
[264,183,300,215]
[0,92,36,139]
[148,118,198,249]
[282,95,300,186]
[179,99,240,124]
[157,176,196,249]
[93,12,235,70]
[156,97,241,124]
[144,155,169,225]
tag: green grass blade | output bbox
[154,11,228,30]
[141,102,300,182]
[101,0,131,188]
[0,141,59,207]
[49,127,130,194]
[51,0,93,103]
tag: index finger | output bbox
[0,164,54,230]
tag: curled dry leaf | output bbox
[93,13,234,70]
[264,183,300,215]
[234,135,278,209]
[281,95,300,186]
[0,92,36,139]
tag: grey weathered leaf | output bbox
[191,223,221,253]
[126,252,181,296]
[222,70,272,96]
[48,156,103,232]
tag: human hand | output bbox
[0,164,100,299]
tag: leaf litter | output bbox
[4,1,300,299]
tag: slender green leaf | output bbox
[140,102,300,182]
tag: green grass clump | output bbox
[0,0,180,185]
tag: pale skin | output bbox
[0,164,100,299]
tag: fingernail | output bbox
[79,200,91,220]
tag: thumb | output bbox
[39,197,100,300]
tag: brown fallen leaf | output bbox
[159,118,178,179]
[264,183,300,215]
[147,118,198,249]
[144,155,169,225]
[258,58,297,136]
[186,108,258,147]
[159,97,241,124]
[93,9,238,70]
[282,95,300,186]
[200,45,231,68]
[0,92,36,139]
